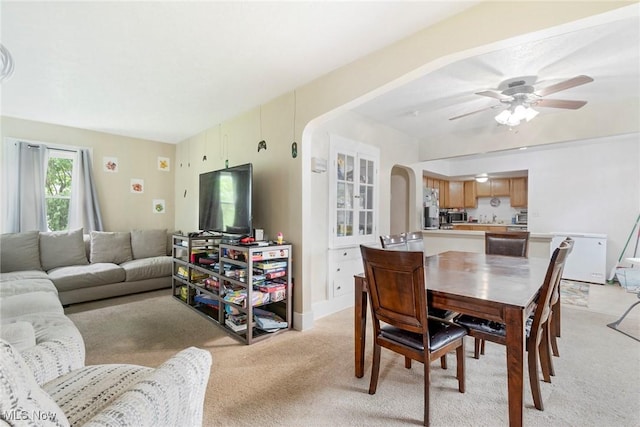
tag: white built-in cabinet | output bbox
[328,135,379,298]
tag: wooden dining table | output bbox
[354,250,551,427]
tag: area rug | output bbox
[560,279,589,307]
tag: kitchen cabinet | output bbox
[475,178,510,197]
[491,178,510,197]
[463,181,477,208]
[439,180,449,208]
[510,177,528,207]
[447,181,464,208]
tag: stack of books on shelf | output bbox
[223,289,270,307]
[253,261,287,281]
[176,266,209,281]
[253,308,288,332]
[225,313,247,332]
[194,294,219,309]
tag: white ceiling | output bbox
[1,1,479,143]
[352,9,640,146]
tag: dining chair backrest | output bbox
[531,240,572,339]
[405,231,425,252]
[361,246,428,335]
[379,233,407,251]
[360,245,467,426]
[485,231,530,258]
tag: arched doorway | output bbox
[389,165,415,235]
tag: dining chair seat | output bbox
[380,320,467,351]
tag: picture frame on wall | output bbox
[158,157,170,171]
[103,157,118,172]
[130,179,144,193]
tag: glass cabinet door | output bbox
[336,153,355,237]
[329,139,378,248]
[357,156,375,237]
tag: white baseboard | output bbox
[311,293,354,322]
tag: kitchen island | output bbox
[422,228,552,259]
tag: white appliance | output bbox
[550,232,607,284]
[423,187,439,229]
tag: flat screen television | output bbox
[199,163,253,235]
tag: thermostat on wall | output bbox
[311,157,327,173]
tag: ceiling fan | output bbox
[449,75,594,126]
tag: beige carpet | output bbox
[66,289,640,427]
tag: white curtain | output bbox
[68,148,103,231]
[2,141,49,232]
[2,140,103,233]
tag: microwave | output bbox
[515,212,528,224]
[447,212,468,223]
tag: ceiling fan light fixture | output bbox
[495,105,538,127]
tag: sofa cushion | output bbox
[0,230,43,273]
[0,278,58,298]
[0,291,64,320]
[44,364,152,426]
[120,256,172,282]
[130,229,168,259]
[90,231,133,264]
[47,263,125,292]
[0,340,70,426]
[0,270,50,282]
[0,321,36,352]
[40,228,89,271]
[15,312,86,385]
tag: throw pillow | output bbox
[0,321,36,352]
[39,228,89,271]
[0,231,43,273]
[130,229,168,259]
[90,231,133,264]
[0,340,70,426]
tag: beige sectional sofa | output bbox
[0,228,172,305]
[0,229,212,426]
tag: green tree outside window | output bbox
[45,156,73,231]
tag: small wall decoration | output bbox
[158,157,170,171]
[103,157,118,172]
[130,179,144,193]
[153,199,165,213]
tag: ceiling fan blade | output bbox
[536,75,594,97]
[475,90,511,101]
[449,105,501,120]
[535,99,587,109]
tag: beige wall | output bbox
[1,116,175,232]
[174,2,632,329]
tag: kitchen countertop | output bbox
[451,222,527,227]
[423,228,551,241]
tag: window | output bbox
[45,150,75,231]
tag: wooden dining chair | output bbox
[455,240,572,411]
[475,230,532,356]
[405,231,425,252]
[547,237,574,374]
[485,231,530,257]
[379,233,407,251]
[360,245,467,426]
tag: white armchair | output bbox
[1,341,212,427]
